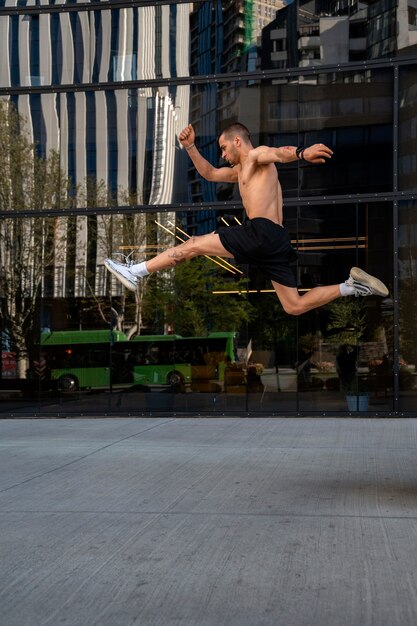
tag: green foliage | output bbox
[325,298,366,344]
[399,276,417,366]
[247,293,295,351]
[142,257,256,337]
[0,100,71,212]
[0,100,72,375]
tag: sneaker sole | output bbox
[350,267,388,297]
[104,260,137,292]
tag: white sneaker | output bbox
[104,258,138,292]
[346,267,389,297]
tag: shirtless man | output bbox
[105,122,388,315]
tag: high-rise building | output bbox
[261,0,417,69]
[0,5,192,297]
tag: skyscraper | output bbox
[1,4,192,297]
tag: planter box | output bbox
[346,395,369,412]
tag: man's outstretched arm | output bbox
[179,124,238,182]
[250,144,333,165]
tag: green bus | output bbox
[38,329,129,391]
[36,330,237,392]
[128,332,237,388]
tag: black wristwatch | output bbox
[296,146,305,160]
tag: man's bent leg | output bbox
[272,266,388,315]
[272,281,341,316]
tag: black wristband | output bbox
[296,146,305,160]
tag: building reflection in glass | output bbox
[0,0,415,414]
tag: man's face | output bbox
[219,134,238,166]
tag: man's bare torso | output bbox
[236,160,283,225]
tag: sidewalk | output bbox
[1,417,417,626]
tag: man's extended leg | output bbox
[146,232,232,272]
[272,267,388,316]
[105,232,233,291]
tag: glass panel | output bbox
[6,86,193,209]
[0,212,117,414]
[0,211,252,415]
[245,285,297,414]
[398,200,417,412]
[298,69,393,196]
[294,202,393,413]
[4,72,392,215]
[190,72,393,200]
[399,65,417,192]
[0,1,414,88]
[0,202,395,415]
[0,4,194,87]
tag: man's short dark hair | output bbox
[220,122,251,143]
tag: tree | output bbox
[325,298,366,345]
[95,201,150,336]
[0,99,71,377]
[142,256,256,336]
[399,275,417,366]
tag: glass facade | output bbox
[0,0,416,416]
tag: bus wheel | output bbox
[167,371,184,387]
[58,375,79,392]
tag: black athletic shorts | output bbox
[215,217,297,288]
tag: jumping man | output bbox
[105,123,388,315]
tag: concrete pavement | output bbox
[1,417,417,625]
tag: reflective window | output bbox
[399,65,417,192]
[3,72,392,211]
[6,85,192,209]
[0,4,193,87]
[0,201,393,415]
[0,0,415,417]
[293,201,393,413]
[398,200,417,412]
[286,69,392,196]
[0,1,416,87]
